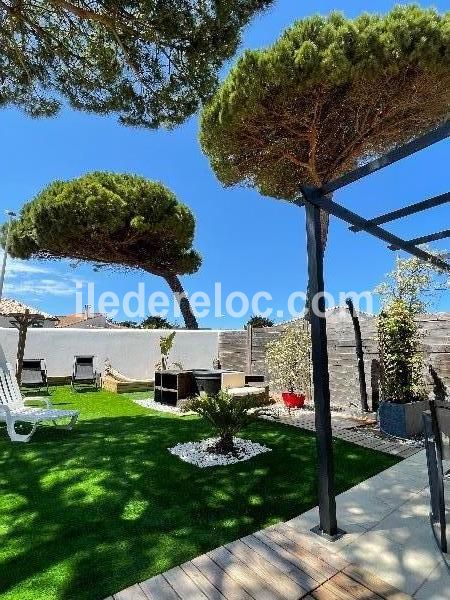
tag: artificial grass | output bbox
[0,387,400,600]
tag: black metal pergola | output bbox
[294,120,450,540]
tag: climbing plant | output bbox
[378,299,427,404]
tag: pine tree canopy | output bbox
[2,172,201,278]
[200,5,450,200]
[0,0,273,128]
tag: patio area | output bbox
[111,449,450,599]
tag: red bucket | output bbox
[282,392,305,409]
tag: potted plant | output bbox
[377,299,428,438]
[374,254,447,437]
[155,332,183,371]
[266,325,311,410]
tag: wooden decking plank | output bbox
[358,439,387,448]
[225,539,306,600]
[386,447,406,456]
[338,430,367,438]
[343,565,413,600]
[259,528,337,581]
[350,438,379,448]
[396,447,420,458]
[328,572,384,600]
[267,410,415,457]
[253,530,324,588]
[241,534,318,591]
[312,580,354,600]
[313,572,383,600]
[274,524,349,570]
[139,574,180,600]
[114,584,149,600]
[163,566,208,600]
[208,546,285,600]
[368,440,402,451]
[180,562,226,600]
[311,584,340,600]
[191,553,254,600]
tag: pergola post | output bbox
[295,125,450,540]
[304,192,344,540]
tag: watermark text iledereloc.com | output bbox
[75,281,374,321]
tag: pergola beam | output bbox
[320,121,450,196]
[296,191,450,273]
[388,229,450,251]
[349,192,450,232]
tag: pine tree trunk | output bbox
[164,274,199,329]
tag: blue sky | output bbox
[1,0,449,328]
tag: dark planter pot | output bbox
[282,392,305,409]
[194,371,222,396]
[378,399,429,438]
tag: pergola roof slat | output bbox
[297,191,450,273]
[388,229,450,250]
[349,191,450,232]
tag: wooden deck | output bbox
[263,410,421,459]
[108,523,412,600]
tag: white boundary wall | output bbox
[0,328,220,379]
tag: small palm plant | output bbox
[183,390,272,455]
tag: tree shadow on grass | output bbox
[0,408,399,600]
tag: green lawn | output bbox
[0,387,399,600]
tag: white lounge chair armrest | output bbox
[0,405,11,417]
[24,397,53,409]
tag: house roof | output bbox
[276,305,375,327]
[0,297,56,319]
[56,312,122,328]
[56,312,102,328]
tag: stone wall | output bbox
[218,308,450,409]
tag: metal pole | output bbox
[304,194,344,540]
[0,211,16,301]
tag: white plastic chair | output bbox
[0,363,78,443]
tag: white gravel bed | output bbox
[134,398,194,415]
[168,437,271,467]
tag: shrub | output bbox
[244,316,274,329]
[142,316,175,329]
[183,390,272,455]
[266,325,311,394]
[378,299,427,404]
[375,254,448,313]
